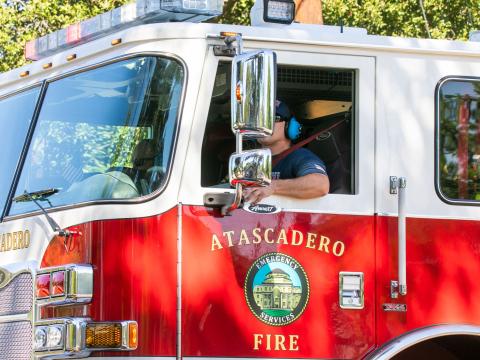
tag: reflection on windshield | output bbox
[0,88,40,217]
[439,80,480,201]
[9,56,184,216]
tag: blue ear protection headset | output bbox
[276,100,302,141]
[285,116,302,141]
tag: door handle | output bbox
[390,176,407,298]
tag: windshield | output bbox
[0,88,40,216]
[9,56,184,216]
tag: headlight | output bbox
[34,327,47,351]
[46,325,64,349]
[34,319,137,358]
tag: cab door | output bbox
[180,45,376,359]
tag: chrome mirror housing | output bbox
[231,50,276,138]
[229,148,272,187]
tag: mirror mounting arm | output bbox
[236,132,243,153]
[225,34,243,55]
[203,184,244,217]
[221,183,243,216]
[213,33,243,57]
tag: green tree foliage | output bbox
[216,0,254,25]
[322,0,480,40]
[218,0,480,40]
[2,0,480,72]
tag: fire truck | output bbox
[1,0,480,359]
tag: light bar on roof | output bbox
[25,0,223,61]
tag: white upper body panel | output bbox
[0,19,478,252]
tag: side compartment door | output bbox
[180,47,375,359]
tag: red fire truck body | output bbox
[1,2,480,359]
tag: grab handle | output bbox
[390,176,407,297]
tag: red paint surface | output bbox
[38,205,480,359]
[40,208,178,357]
[182,206,375,359]
[376,216,480,345]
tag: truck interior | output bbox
[201,61,355,194]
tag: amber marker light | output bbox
[85,321,138,350]
[236,82,242,102]
[20,71,30,78]
[66,54,77,61]
[128,322,138,349]
[51,270,65,297]
[111,38,122,46]
[220,31,240,37]
[86,323,122,348]
[36,273,51,299]
[42,62,53,69]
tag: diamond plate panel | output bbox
[0,273,33,316]
[0,321,32,360]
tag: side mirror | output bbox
[231,50,276,138]
[229,149,272,187]
[204,46,276,216]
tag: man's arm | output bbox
[243,173,329,204]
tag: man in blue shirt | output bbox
[243,101,329,204]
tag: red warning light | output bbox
[66,24,81,44]
[36,273,51,299]
[24,40,38,61]
[51,271,66,297]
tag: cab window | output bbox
[9,56,184,215]
[437,78,480,202]
[0,87,40,217]
[201,62,355,194]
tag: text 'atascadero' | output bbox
[211,228,345,257]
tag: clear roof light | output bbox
[146,0,161,13]
[48,32,58,50]
[161,0,223,14]
[24,0,223,62]
[81,15,101,39]
[37,35,49,54]
[264,0,295,24]
[112,3,138,27]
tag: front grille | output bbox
[0,273,33,316]
[0,272,34,359]
[0,321,32,360]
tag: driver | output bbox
[243,101,329,204]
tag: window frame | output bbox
[435,75,480,206]
[201,61,357,194]
[4,52,188,221]
[183,47,375,214]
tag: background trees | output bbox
[2,0,480,72]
